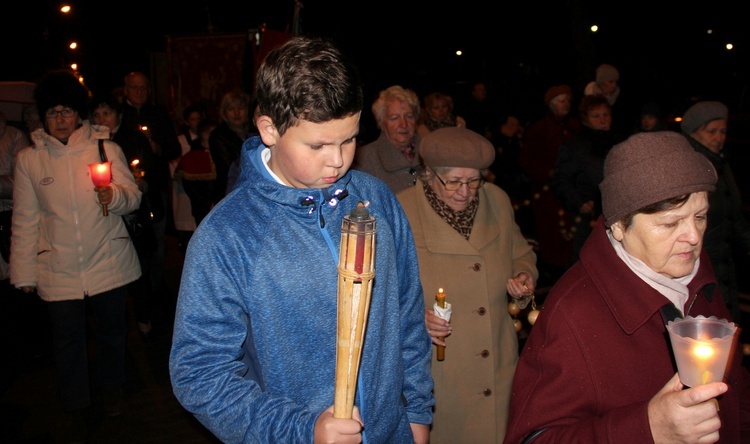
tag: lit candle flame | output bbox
[693,344,714,359]
[88,161,112,215]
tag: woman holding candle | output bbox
[396,126,538,444]
[10,70,142,441]
[89,92,160,340]
[504,131,750,444]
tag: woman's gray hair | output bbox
[371,85,419,128]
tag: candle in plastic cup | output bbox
[666,315,737,387]
[89,162,112,186]
[88,162,112,216]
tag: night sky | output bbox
[4,1,747,122]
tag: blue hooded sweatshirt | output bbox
[170,135,434,443]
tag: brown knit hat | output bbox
[544,85,572,107]
[419,127,495,169]
[599,131,717,226]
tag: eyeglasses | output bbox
[45,108,76,118]
[432,169,484,191]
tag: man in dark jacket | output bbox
[120,71,181,306]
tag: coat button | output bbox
[481,350,489,358]
[483,389,492,396]
[472,263,481,271]
[477,307,486,315]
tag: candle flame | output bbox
[694,344,714,359]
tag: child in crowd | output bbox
[169,36,434,443]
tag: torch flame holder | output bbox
[334,202,376,419]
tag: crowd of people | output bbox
[1,38,749,443]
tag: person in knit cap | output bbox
[584,63,620,106]
[584,63,636,134]
[520,84,581,281]
[506,131,750,444]
[681,100,750,327]
[397,126,538,444]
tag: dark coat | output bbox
[112,126,163,227]
[519,112,581,268]
[208,121,245,204]
[121,101,181,219]
[504,217,750,444]
[552,125,626,259]
[520,113,581,190]
[120,101,181,162]
[686,135,750,324]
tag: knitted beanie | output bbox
[544,85,572,107]
[680,101,728,135]
[599,131,717,226]
[596,64,620,84]
[419,127,495,170]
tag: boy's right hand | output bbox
[647,372,726,443]
[314,405,363,443]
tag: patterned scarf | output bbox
[423,115,458,132]
[423,182,479,240]
[400,142,416,161]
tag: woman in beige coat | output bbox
[397,127,538,443]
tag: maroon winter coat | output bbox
[504,216,750,443]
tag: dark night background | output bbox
[4,0,748,124]
[1,6,749,438]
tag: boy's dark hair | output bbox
[255,36,363,136]
[34,69,91,122]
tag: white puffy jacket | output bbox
[10,122,142,301]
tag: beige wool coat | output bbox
[397,180,538,444]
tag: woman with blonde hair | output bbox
[208,88,252,204]
[416,91,466,139]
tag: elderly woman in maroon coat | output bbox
[505,131,750,443]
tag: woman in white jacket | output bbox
[10,70,142,440]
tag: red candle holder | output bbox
[88,161,112,216]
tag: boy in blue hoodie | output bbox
[169,36,434,443]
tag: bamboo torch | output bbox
[436,288,447,361]
[334,202,376,419]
